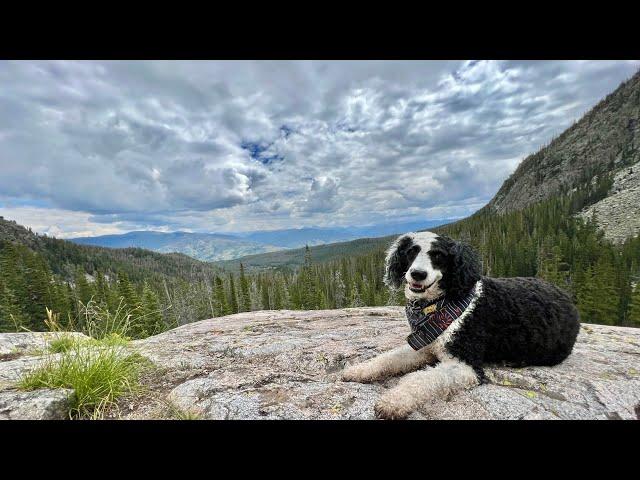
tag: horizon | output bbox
[63,216,461,240]
[1,60,639,239]
[1,214,460,241]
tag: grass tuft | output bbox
[18,344,148,419]
[47,333,130,354]
[48,336,78,353]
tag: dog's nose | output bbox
[410,269,428,281]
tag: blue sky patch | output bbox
[241,140,284,165]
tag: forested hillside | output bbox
[214,236,393,272]
[0,217,217,283]
[0,216,220,333]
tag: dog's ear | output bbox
[446,239,482,298]
[383,234,413,289]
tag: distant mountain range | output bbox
[69,219,455,262]
[70,231,282,262]
[233,220,454,248]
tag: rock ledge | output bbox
[133,308,640,420]
[1,309,639,420]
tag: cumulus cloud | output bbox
[0,60,639,237]
[296,176,341,214]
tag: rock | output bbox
[0,389,74,420]
[0,332,88,358]
[577,160,640,243]
[0,332,87,419]
[131,308,640,420]
[0,355,60,390]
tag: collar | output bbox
[405,281,480,350]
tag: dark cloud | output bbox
[0,60,638,237]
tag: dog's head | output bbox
[383,231,481,300]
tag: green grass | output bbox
[15,303,154,419]
[48,333,129,354]
[18,344,148,419]
[48,336,79,353]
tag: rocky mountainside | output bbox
[489,71,640,214]
[577,160,640,243]
[2,308,639,420]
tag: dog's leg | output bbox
[374,359,479,419]
[341,344,437,383]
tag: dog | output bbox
[342,231,580,419]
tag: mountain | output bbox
[0,216,217,283]
[69,219,454,263]
[70,231,283,262]
[577,162,640,243]
[214,219,453,271]
[236,219,450,248]
[235,220,454,248]
[214,236,394,272]
[490,71,640,214]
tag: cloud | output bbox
[1,60,639,237]
[296,176,341,214]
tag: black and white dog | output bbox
[342,231,580,419]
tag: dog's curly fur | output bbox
[342,231,580,419]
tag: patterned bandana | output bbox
[405,282,479,350]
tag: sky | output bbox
[1,60,639,239]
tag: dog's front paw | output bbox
[341,363,378,383]
[374,393,413,420]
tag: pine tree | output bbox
[0,277,25,332]
[333,270,346,308]
[271,277,284,310]
[349,282,363,307]
[23,253,55,329]
[260,279,270,310]
[239,263,251,312]
[136,281,164,338]
[628,283,640,326]
[93,270,109,307]
[577,259,619,325]
[280,277,291,309]
[298,245,317,309]
[537,242,568,291]
[249,279,261,310]
[213,276,229,316]
[228,275,239,314]
[74,267,94,307]
[117,272,140,312]
[50,281,72,325]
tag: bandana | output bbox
[405,281,480,350]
